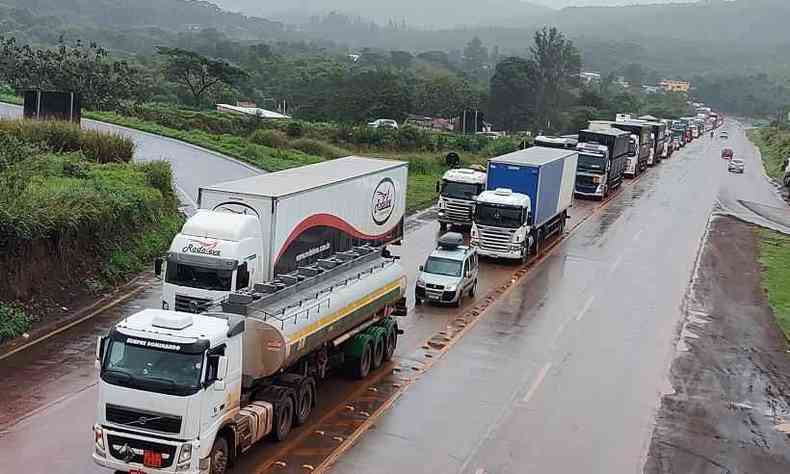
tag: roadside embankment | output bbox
[645,216,790,474]
[0,120,183,343]
[748,127,790,190]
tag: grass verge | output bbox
[0,93,22,105]
[757,228,790,341]
[747,128,787,180]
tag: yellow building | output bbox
[660,80,690,93]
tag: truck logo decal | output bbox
[372,178,396,225]
[212,201,260,218]
[182,239,221,257]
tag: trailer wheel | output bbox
[272,397,294,442]
[348,343,372,379]
[383,325,398,362]
[209,436,229,474]
[368,328,386,370]
[294,380,314,426]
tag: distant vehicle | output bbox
[415,233,478,306]
[534,135,578,150]
[783,158,790,187]
[722,148,734,160]
[728,158,745,173]
[368,119,399,129]
[720,131,729,139]
[477,131,504,140]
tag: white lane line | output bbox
[522,362,552,404]
[609,254,625,273]
[633,229,644,241]
[576,295,596,322]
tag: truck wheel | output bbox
[368,328,386,370]
[272,397,294,442]
[348,343,372,379]
[209,436,229,474]
[294,380,314,426]
[383,325,398,362]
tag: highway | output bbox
[0,119,781,473]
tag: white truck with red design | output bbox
[157,157,408,313]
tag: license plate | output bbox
[143,449,163,468]
[130,471,145,474]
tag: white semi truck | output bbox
[93,245,407,474]
[158,157,408,313]
[436,168,487,229]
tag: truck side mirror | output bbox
[154,257,164,277]
[95,336,106,369]
[435,181,441,193]
[419,265,424,272]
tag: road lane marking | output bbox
[522,362,552,404]
[609,254,625,273]
[576,296,596,322]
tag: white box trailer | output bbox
[159,157,407,312]
[198,156,408,280]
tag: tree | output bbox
[530,27,581,131]
[621,63,646,88]
[0,36,149,109]
[489,57,538,131]
[414,74,480,117]
[463,37,488,79]
[158,47,248,106]
[390,51,414,70]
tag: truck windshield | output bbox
[475,204,523,228]
[578,153,607,173]
[424,257,462,277]
[442,181,482,200]
[166,262,232,291]
[101,339,204,397]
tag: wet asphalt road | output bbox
[333,123,786,474]
[0,120,777,474]
[0,103,260,209]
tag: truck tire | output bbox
[367,327,386,370]
[294,380,314,426]
[272,397,294,442]
[383,325,398,362]
[347,342,372,379]
[209,436,229,474]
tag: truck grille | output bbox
[443,199,473,223]
[575,175,599,194]
[107,434,176,468]
[106,405,182,434]
[175,294,211,313]
[478,227,515,252]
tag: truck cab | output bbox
[624,134,640,177]
[415,233,478,306]
[159,211,262,313]
[93,309,239,474]
[436,168,487,229]
[471,188,532,261]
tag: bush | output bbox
[80,130,135,163]
[409,156,444,175]
[0,303,30,342]
[250,129,289,148]
[289,138,348,159]
[139,161,175,200]
[482,138,521,157]
[286,121,305,138]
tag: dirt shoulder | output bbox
[645,216,790,474]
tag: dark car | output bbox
[721,148,734,160]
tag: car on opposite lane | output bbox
[728,158,745,173]
[720,131,729,139]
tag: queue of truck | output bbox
[92,107,721,474]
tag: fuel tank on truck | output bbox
[213,251,406,385]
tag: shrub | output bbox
[286,121,305,138]
[409,156,444,175]
[482,138,521,157]
[0,303,30,342]
[139,161,175,200]
[250,129,289,148]
[80,130,135,163]
[0,132,40,172]
[0,120,81,152]
[290,138,348,159]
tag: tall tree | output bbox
[489,57,538,131]
[463,36,488,79]
[530,27,581,131]
[158,47,247,106]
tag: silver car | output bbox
[728,158,745,173]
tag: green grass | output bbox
[0,302,30,343]
[747,128,787,180]
[757,228,790,341]
[0,92,22,105]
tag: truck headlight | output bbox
[445,285,457,293]
[416,279,425,287]
[438,199,445,209]
[470,226,479,239]
[94,426,106,457]
[592,175,602,184]
[512,233,524,243]
[179,443,193,463]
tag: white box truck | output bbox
[158,157,408,313]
